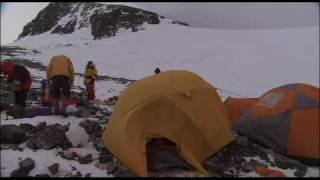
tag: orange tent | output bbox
[225,83,319,160]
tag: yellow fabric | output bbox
[47,55,75,81]
[102,70,233,177]
[84,65,97,80]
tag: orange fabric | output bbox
[297,84,320,102]
[287,108,320,159]
[255,167,286,177]
[251,89,296,119]
[224,97,256,126]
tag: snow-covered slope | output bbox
[7,17,319,99]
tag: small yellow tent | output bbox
[102,70,233,177]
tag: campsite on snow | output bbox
[0,2,319,177]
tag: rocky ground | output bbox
[0,52,319,177]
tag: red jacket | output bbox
[6,65,32,91]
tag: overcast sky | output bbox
[1,2,319,45]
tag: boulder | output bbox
[106,162,118,174]
[78,154,93,164]
[48,163,59,174]
[99,154,113,164]
[19,158,35,171]
[26,126,71,150]
[11,168,30,177]
[35,174,50,177]
[1,125,27,144]
[274,154,307,170]
[19,123,36,132]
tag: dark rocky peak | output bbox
[18,2,161,40]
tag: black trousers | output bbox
[14,90,28,107]
[51,75,71,99]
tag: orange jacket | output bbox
[47,55,75,81]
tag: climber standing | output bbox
[84,61,98,101]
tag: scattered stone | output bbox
[248,159,268,168]
[71,166,77,171]
[84,173,91,177]
[235,136,249,147]
[1,124,27,144]
[26,126,69,150]
[33,122,47,132]
[26,140,38,150]
[274,154,307,170]
[35,174,50,177]
[106,162,119,174]
[19,158,35,171]
[12,145,23,152]
[78,154,93,164]
[99,154,113,164]
[294,168,307,177]
[95,162,108,170]
[11,168,30,177]
[60,151,77,160]
[48,163,59,174]
[19,123,36,132]
[76,171,82,177]
[241,162,255,172]
[113,164,137,177]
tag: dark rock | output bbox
[235,136,249,148]
[241,162,255,172]
[59,151,77,160]
[84,173,91,177]
[79,119,102,138]
[26,140,38,150]
[294,168,306,177]
[35,174,50,177]
[274,154,307,170]
[48,163,59,174]
[99,154,113,164]
[19,123,36,132]
[11,168,30,177]
[248,159,267,168]
[172,20,189,26]
[106,162,118,174]
[78,154,93,164]
[12,145,23,152]
[75,107,91,118]
[19,158,35,171]
[113,165,136,177]
[26,126,69,150]
[76,171,82,177]
[32,122,47,133]
[1,124,27,144]
[71,166,77,171]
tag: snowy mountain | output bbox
[18,2,161,40]
[2,2,319,99]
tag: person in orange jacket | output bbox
[83,61,98,101]
[47,55,75,116]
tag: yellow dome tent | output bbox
[102,70,233,177]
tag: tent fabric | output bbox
[102,70,233,177]
[224,83,319,160]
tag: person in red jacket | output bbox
[1,62,32,116]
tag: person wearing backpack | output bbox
[47,55,75,116]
